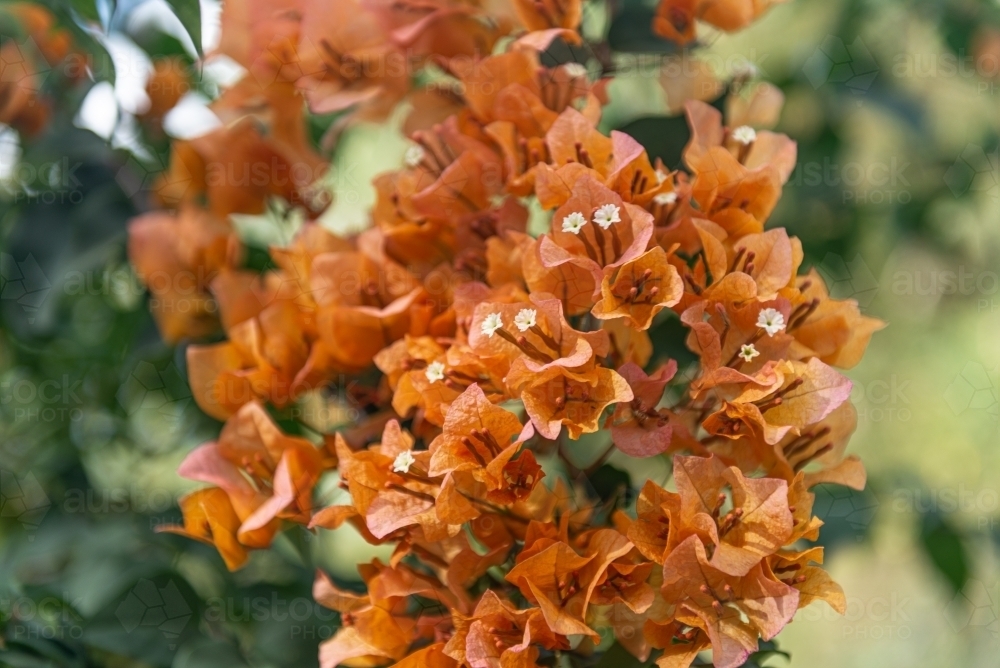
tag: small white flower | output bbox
[562,211,587,234]
[731,58,759,79]
[403,145,425,168]
[514,308,537,332]
[731,125,757,145]
[653,192,677,206]
[481,312,504,338]
[738,343,760,363]
[563,62,588,79]
[593,203,621,229]
[756,308,786,336]
[425,361,445,383]
[393,450,415,473]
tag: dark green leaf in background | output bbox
[919,512,969,594]
[162,0,201,55]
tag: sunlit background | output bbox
[2,0,1000,666]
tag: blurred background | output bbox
[2,0,1000,666]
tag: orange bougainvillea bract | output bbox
[128,1,884,666]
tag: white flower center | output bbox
[653,192,677,206]
[731,58,759,79]
[593,204,621,229]
[562,211,587,234]
[403,145,425,168]
[425,361,445,383]
[732,125,757,145]
[393,450,415,473]
[756,308,786,336]
[481,312,504,338]
[514,308,537,332]
[739,344,759,362]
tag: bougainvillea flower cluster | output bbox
[129,0,882,665]
[0,3,83,136]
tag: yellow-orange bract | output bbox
[129,1,883,666]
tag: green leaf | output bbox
[163,0,202,56]
[596,641,648,668]
[919,513,969,594]
[2,637,87,668]
[587,464,632,505]
[65,0,102,24]
[739,639,791,667]
[607,4,678,54]
[173,638,250,668]
[612,115,691,172]
[0,648,69,668]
